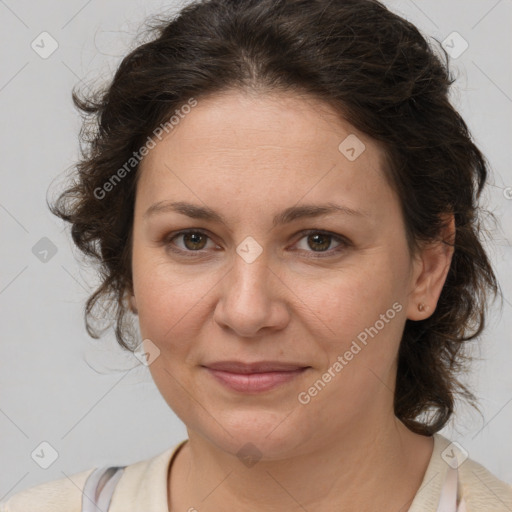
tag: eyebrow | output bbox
[144,200,368,227]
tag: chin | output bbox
[191,408,309,461]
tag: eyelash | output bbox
[162,229,350,259]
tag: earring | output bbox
[418,303,426,312]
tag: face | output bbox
[130,90,431,459]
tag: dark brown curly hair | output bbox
[49,0,500,436]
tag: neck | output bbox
[168,416,433,512]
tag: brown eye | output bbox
[306,233,332,252]
[165,230,215,254]
[181,232,208,250]
[293,230,349,258]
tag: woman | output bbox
[2,0,510,510]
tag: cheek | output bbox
[136,276,208,347]
[297,264,394,330]
[131,247,211,344]
[299,258,407,367]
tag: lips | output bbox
[204,361,308,373]
[202,361,310,393]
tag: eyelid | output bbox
[291,229,349,257]
[163,228,350,257]
[164,228,219,254]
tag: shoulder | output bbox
[458,454,512,510]
[434,433,512,511]
[0,442,185,512]
[0,467,95,512]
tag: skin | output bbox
[129,89,454,511]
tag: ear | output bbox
[406,214,455,321]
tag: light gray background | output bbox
[1,0,511,499]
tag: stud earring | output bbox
[418,303,426,312]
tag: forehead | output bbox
[135,90,392,216]
[144,90,383,155]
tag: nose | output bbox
[212,248,290,338]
